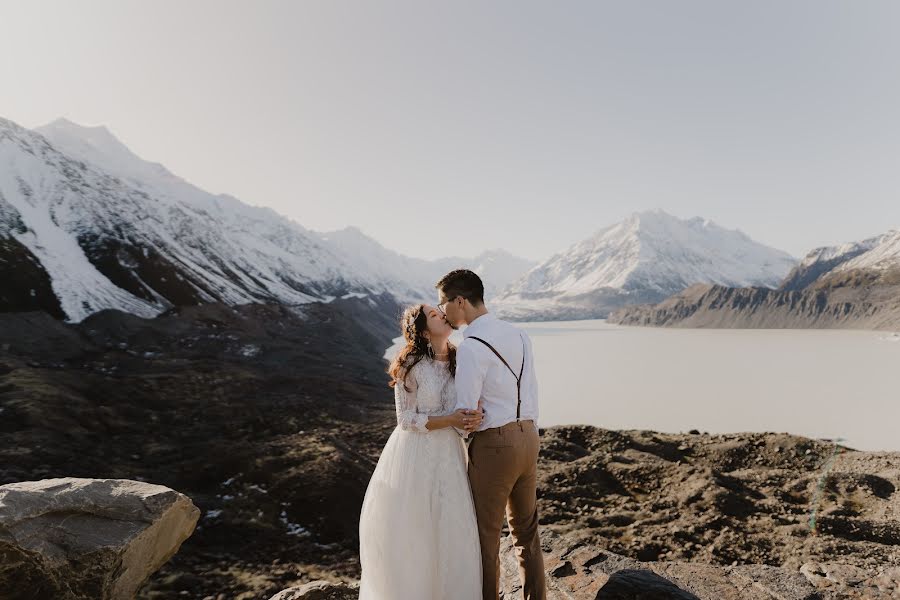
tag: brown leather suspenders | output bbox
[468,335,526,420]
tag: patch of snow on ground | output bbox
[279,510,311,536]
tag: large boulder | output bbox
[0,478,200,600]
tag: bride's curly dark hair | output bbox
[388,304,456,391]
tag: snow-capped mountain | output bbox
[780,229,900,290]
[494,210,798,320]
[1,116,532,322]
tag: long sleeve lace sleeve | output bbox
[395,368,429,433]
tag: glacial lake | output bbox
[387,320,900,452]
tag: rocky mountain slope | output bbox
[493,210,796,321]
[608,282,900,329]
[610,229,900,329]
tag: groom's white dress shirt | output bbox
[454,312,539,431]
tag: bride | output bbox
[359,304,484,600]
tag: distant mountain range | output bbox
[0,116,533,322]
[610,229,900,330]
[492,210,797,320]
[316,225,534,302]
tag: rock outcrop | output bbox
[0,478,199,600]
[268,581,359,600]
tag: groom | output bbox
[437,269,546,600]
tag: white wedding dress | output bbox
[359,357,482,600]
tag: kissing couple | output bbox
[358,269,547,600]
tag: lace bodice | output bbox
[394,357,456,433]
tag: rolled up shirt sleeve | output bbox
[455,340,487,413]
[524,332,539,426]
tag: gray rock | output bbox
[0,478,200,600]
[269,581,359,600]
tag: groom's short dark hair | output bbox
[436,269,485,306]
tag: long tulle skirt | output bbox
[359,426,482,600]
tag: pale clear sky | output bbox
[2,1,899,261]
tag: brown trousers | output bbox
[468,420,546,600]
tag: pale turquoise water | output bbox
[386,320,900,451]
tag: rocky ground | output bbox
[271,428,900,599]
[275,526,900,599]
[3,301,900,599]
[0,297,399,599]
[536,426,900,571]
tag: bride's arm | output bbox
[395,371,429,432]
[425,407,482,431]
[395,369,483,432]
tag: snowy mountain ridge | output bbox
[779,229,900,290]
[1,116,532,321]
[36,118,534,304]
[493,210,798,320]
[835,229,900,273]
[2,116,355,321]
